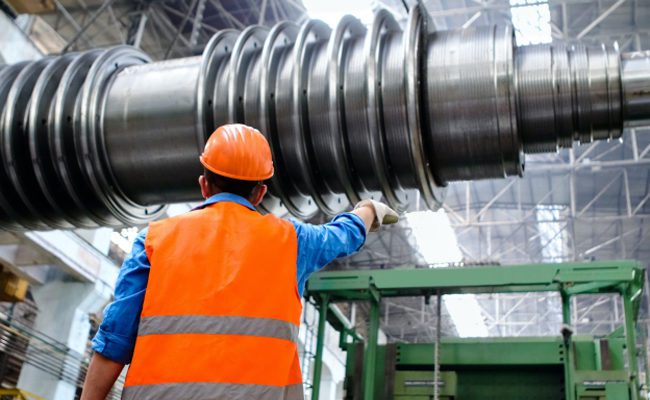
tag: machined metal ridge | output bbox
[227,25,269,123]
[211,33,236,130]
[299,23,348,215]
[326,15,366,207]
[492,25,522,178]
[0,62,30,230]
[553,43,574,150]
[603,42,622,141]
[79,47,142,226]
[1,58,53,230]
[571,43,593,145]
[234,25,279,215]
[271,23,318,219]
[304,18,340,210]
[341,19,378,199]
[28,53,80,229]
[515,44,556,153]
[517,43,582,152]
[303,15,351,215]
[294,19,349,216]
[364,9,407,211]
[52,49,108,227]
[258,22,301,217]
[404,4,445,209]
[381,30,413,195]
[79,46,166,226]
[196,29,238,150]
[621,50,650,128]
[276,19,331,215]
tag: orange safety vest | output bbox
[122,201,304,400]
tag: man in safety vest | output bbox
[81,123,399,400]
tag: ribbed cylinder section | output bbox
[103,57,203,205]
[0,7,645,230]
[0,47,167,230]
[424,26,521,183]
[622,51,650,128]
[515,43,622,153]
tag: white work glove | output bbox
[353,199,399,232]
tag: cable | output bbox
[433,290,441,400]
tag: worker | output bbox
[80,123,399,400]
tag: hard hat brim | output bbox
[200,156,274,181]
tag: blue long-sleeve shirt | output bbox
[92,192,366,364]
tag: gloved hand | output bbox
[353,199,399,232]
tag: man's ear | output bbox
[250,184,267,206]
[198,175,210,199]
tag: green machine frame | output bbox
[305,260,646,400]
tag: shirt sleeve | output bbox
[91,228,150,364]
[292,212,366,296]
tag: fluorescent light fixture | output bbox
[509,0,552,45]
[405,209,489,337]
[302,0,376,27]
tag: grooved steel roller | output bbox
[1,5,649,230]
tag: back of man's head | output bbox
[199,124,273,204]
[203,168,259,198]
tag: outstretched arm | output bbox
[293,199,399,295]
[351,204,376,231]
[352,199,399,232]
[81,353,124,400]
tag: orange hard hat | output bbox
[200,124,274,181]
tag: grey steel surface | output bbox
[2,58,53,230]
[0,8,649,229]
[622,51,650,128]
[104,56,203,205]
[28,53,78,229]
[51,49,114,227]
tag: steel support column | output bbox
[311,294,329,400]
[623,286,640,400]
[561,291,576,400]
[362,294,380,400]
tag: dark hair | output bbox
[204,168,259,198]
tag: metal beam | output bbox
[190,0,207,47]
[62,0,118,52]
[160,4,218,34]
[576,0,627,39]
[207,0,245,29]
[127,9,149,48]
[52,0,94,47]
[164,0,199,59]
[307,261,643,298]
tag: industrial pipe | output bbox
[0,5,649,230]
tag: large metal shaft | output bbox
[1,6,649,230]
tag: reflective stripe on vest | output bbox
[138,315,299,343]
[122,382,304,400]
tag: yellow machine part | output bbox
[0,268,29,303]
[0,388,46,400]
[4,0,55,14]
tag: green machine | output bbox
[305,261,646,400]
